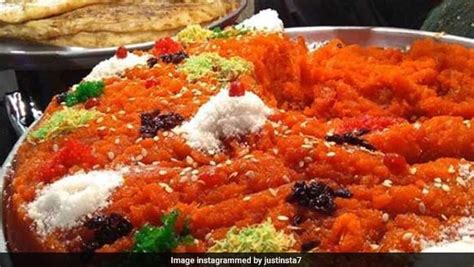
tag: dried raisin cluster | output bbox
[287,181,352,214]
[160,51,189,64]
[83,213,132,253]
[140,109,184,138]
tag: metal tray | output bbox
[0,0,248,71]
[1,27,474,253]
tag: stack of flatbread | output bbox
[0,0,238,47]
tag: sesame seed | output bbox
[135,155,144,161]
[107,151,115,160]
[135,137,143,144]
[413,122,421,129]
[52,144,59,152]
[282,175,290,183]
[159,170,167,175]
[269,188,278,197]
[141,149,148,157]
[163,132,169,137]
[409,167,417,175]
[96,117,104,123]
[418,202,426,213]
[298,161,305,168]
[456,177,467,187]
[114,138,120,145]
[243,196,251,201]
[153,136,159,141]
[382,213,389,222]
[434,183,442,188]
[441,214,448,221]
[126,124,133,129]
[304,156,313,163]
[159,183,173,193]
[97,126,107,131]
[118,110,126,115]
[441,184,450,192]
[272,148,279,155]
[185,156,194,165]
[191,170,199,175]
[245,170,255,178]
[448,165,456,174]
[225,160,232,165]
[463,120,471,128]
[422,187,429,195]
[402,232,413,241]
[370,244,380,250]
[111,115,118,121]
[191,175,199,182]
[209,160,216,166]
[326,152,336,157]
[382,179,393,188]
[434,177,442,183]
[277,215,289,221]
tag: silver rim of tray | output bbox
[1,27,473,254]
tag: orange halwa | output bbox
[4,31,474,253]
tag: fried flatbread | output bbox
[0,0,111,23]
[0,1,237,46]
[46,29,179,47]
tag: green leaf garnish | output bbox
[132,210,194,253]
[65,80,104,107]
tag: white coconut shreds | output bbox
[26,170,124,237]
[83,53,151,82]
[421,217,474,252]
[174,88,273,154]
[237,9,284,33]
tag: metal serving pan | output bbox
[1,27,473,254]
[0,0,248,71]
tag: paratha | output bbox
[47,29,179,47]
[0,0,111,23]
[0,1,238,47]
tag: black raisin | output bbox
[140,109,184,138]
[56,92,68,104]
[301,240,321,252]
[291,215,303,226]
[160,51,188,64]
[84,215,106,229]
[147,57,159,68]
[83,213,132,253]
[287,181,352,215]
[325,130,375,151]
[333,188,353,198]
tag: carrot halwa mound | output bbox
[6,29,474,253]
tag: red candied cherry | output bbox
[116,45,128,59]
[84,98,100,109]
[145,78,158,89]
[383,153,408,174]
[153,37,183,56]
[229,81,245,97]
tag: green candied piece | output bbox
[132,210,194,253]
[208,218,296,252]
[28,108,101,141]
[178,52,252,81]
[176,24,213,45]
[65,80,104,107]
[211,26,250,39]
